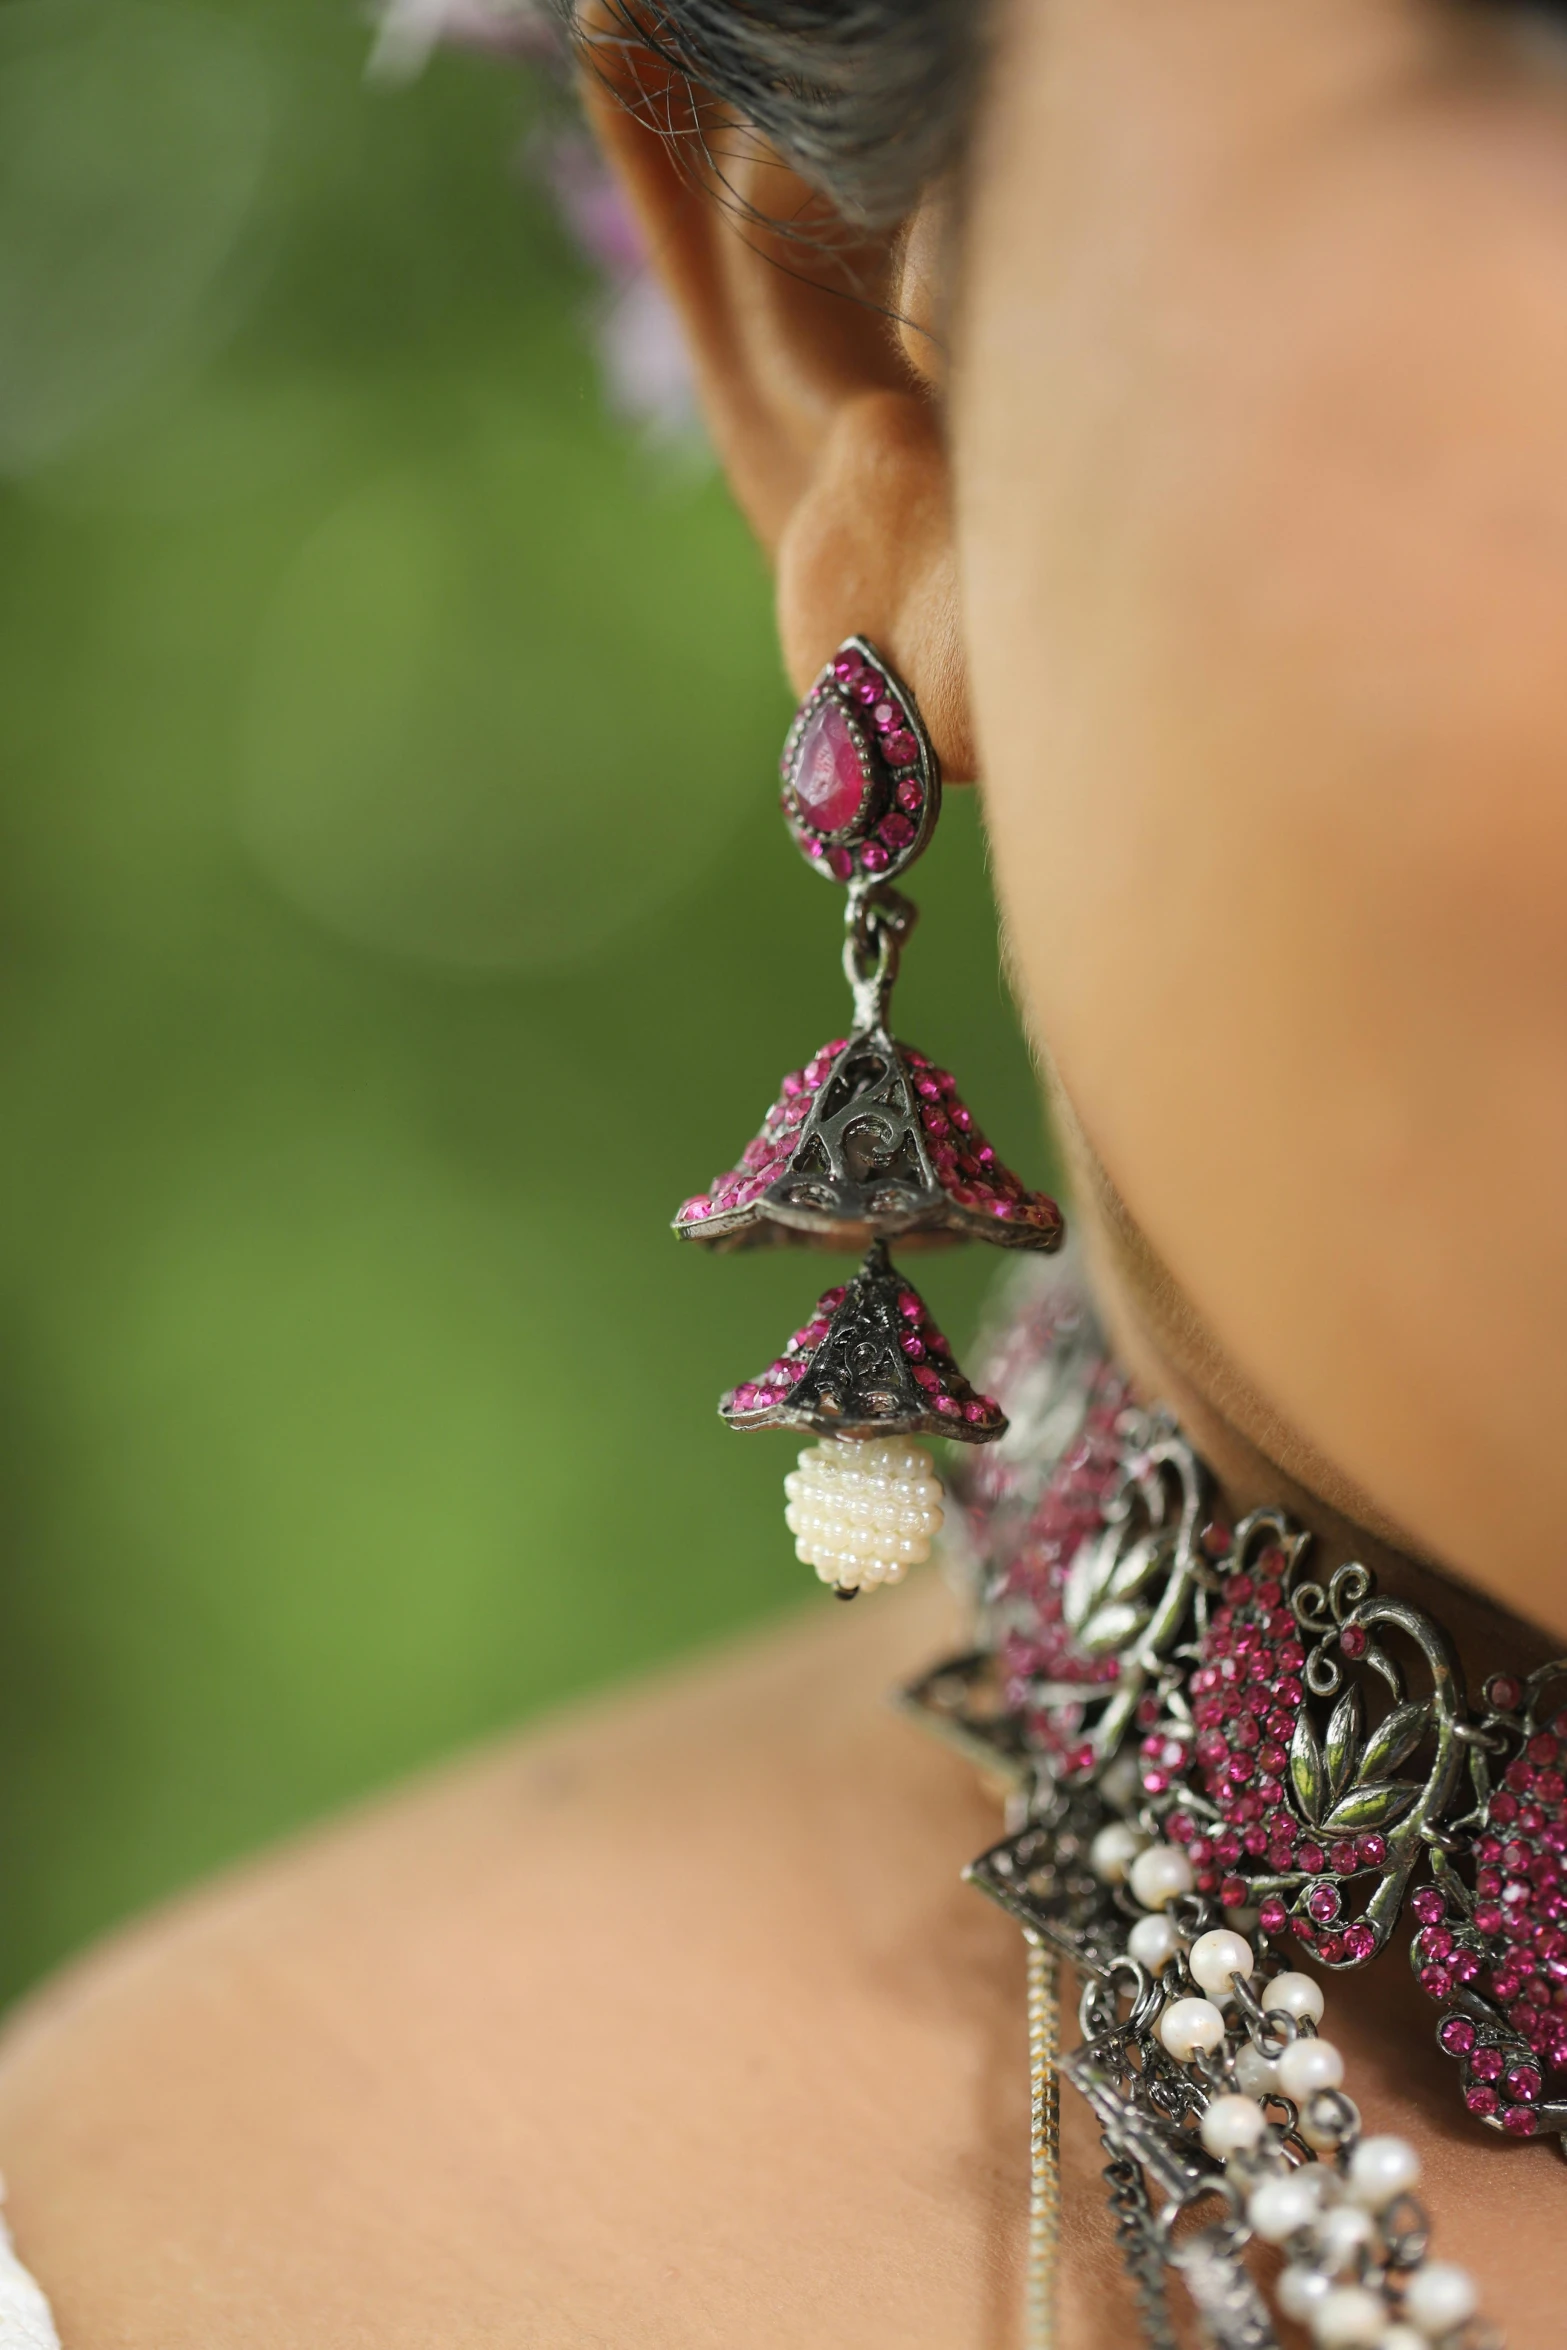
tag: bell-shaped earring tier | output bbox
[720,1244,1007,1442]
[674,1030,1063,1254]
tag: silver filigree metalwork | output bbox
[904,1272,1544,2345]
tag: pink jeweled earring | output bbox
[673,637,1065,1597]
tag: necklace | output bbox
[907,1261,1557,2350]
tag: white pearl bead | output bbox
[1263,1971,1325,2024]
[1233,2041,1279,2099]
[1346,2134,1421,2212]
[1299,2093,1356,2152]
[1310,2285,1389,2348]
[1099,1749,1143,1813]
[1158,1996,1227,2061]
[1247,2170,1322,2243]
[1276,2036,1345,2101]
[1314,2202,1375,2274]
[1379,2330,1427,2350]
[1277,2265,1332,2324]
[1189,1929,1256,1998]
[1129,1843,1196,1911]
[1128,1914,1180,1973]
[1199,2093,1267,2159]
[784,1437,942,1588]
[1089,1822,1148,1884]
[1403,2263,1478,2338]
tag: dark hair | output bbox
[580,0,987,228]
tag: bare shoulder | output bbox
[0,1576,1117,2349]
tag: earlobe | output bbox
[577,18,977,781]
[776,390,974,780]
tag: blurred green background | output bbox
[0,0,1053,2002]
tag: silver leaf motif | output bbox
[1324,1686,1363,1807]
[1289,1708,1325,1826]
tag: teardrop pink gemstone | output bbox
[791,699,868,834]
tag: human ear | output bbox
[577,17,977,778]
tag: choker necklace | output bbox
[905,1260,1557,2350]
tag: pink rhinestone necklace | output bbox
[905,1260,1558,2348]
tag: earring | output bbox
[673,637,1065,1598]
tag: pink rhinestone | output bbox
[895,778,922,814]
[878,811,916,851]
[882,727,918,764]
[1471,2046,1505,2082]
[1308,1886,1342,1924]
[1341,1924,1376,1961]
[1506,2061,1543,2102]
[934,1395,958,1416]
[1466,2085,1500,2117]
[1358,1834,1388,1867]
[1503,2105,1539,2136]
[1439,2014,1478,2056]
[790,699,869,833]
[1339,1624,1367,1660]
[1297,1842,1325,1875]
[1487,1674,1524,1712]
[1258,1896,1288,1936]
[963,1400,989,1424]
[832,650,866,683]
[872,700,897,731]
[859,842,890,874]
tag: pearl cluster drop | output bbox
[1089,1826,1488,2348]
[783,1436,944,1591]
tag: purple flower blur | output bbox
[368,0,705,450]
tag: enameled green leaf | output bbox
[1356,1701,1430,1785]
[1319,1780,1420,1835]
[1289,1708,1325,1825]
[1324,1687,1364,1807]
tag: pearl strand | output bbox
[1090,1829,1493,2350]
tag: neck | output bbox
[1056,1097,1564,1690]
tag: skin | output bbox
[3,0,1567,2337]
